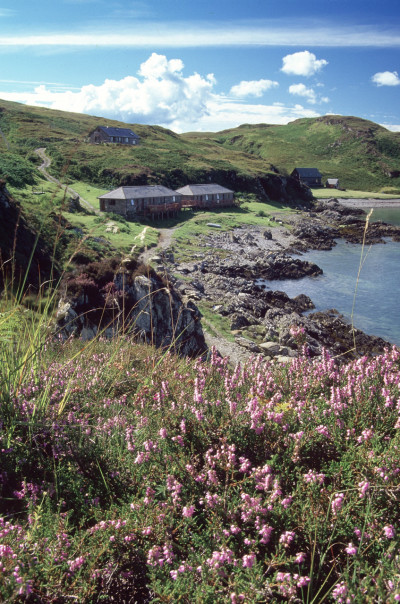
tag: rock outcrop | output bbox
[56,261,207,357]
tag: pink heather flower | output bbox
[345,542,357,556]
[182,505,195,518]
[279,530,295,548]
[383,524,396,539]
[331,492,344,516]
[295,552,306,564]
[358,480,370,498]
[259,524,273,544]
[68,556,85,572]
[281,496,293,508]
[242,553,256,568]
[159,428,167,438]
[170,570,178,580]
[297,575,310,588]
[332,581,349,602]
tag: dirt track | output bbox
[34,148,99,214]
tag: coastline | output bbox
[165,198,400,365]
[337,197,400,208]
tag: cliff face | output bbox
[0,180,57,291]
[56,264,207,358]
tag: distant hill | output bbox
[183,115,400,192]
[0,99,283,195]
[1,99,399,193]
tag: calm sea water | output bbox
[259,207,400,346]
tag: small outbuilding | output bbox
[326,178,340,189]
[291,168,323,188]
[89,126,140,145]
[99,185,182,218]
[175,183,234,209]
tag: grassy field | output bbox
[68,181,108,210]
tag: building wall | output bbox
[101,198,127,216]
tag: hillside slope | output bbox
[183,115,400,192]
[0,99,302,200]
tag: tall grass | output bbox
[1,266,399,601]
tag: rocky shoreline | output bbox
[154,198,400,364]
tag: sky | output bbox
[0,0,400,133]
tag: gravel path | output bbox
[138,227,178,263]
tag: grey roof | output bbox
[293,168,322,178]
[96,126,140,138]
[99,185,182,200]
[175,183,234,195]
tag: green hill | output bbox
[0,99,277,192]
[2,99,400,194]
[183,115,400,192]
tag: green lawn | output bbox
[68,181,108,210]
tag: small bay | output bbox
[259,207,400,346]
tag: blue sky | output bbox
[0,0,399,132]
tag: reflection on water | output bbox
[259,238,400,346]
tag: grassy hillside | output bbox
[3,99,400,194]
[0,99,273,192]
[184,116,400,192]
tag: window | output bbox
[109,200,115,206]
[205,194,209,201]
[131,199,135,206]
[173,196,175,202]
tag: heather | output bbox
[1,317,400,601]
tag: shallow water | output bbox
[368,207,400,226]
[259,236,400,346]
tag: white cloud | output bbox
[1,23,400,49]
[381,123,400,132]
[230,79,279,98]
[288,83,329,105]
[371,71,400,86]
[0,53,321,132]
[281,50,328,77]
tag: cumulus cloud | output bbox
[281,50,328,77]
[0,52,321,132]
[288,83,329,105]
[229,79,278,98]
[371,71,400,86]
[2,53,216,127]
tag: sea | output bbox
[258,205,400,346]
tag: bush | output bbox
[1,326,399,602]
[0,153,37,187]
